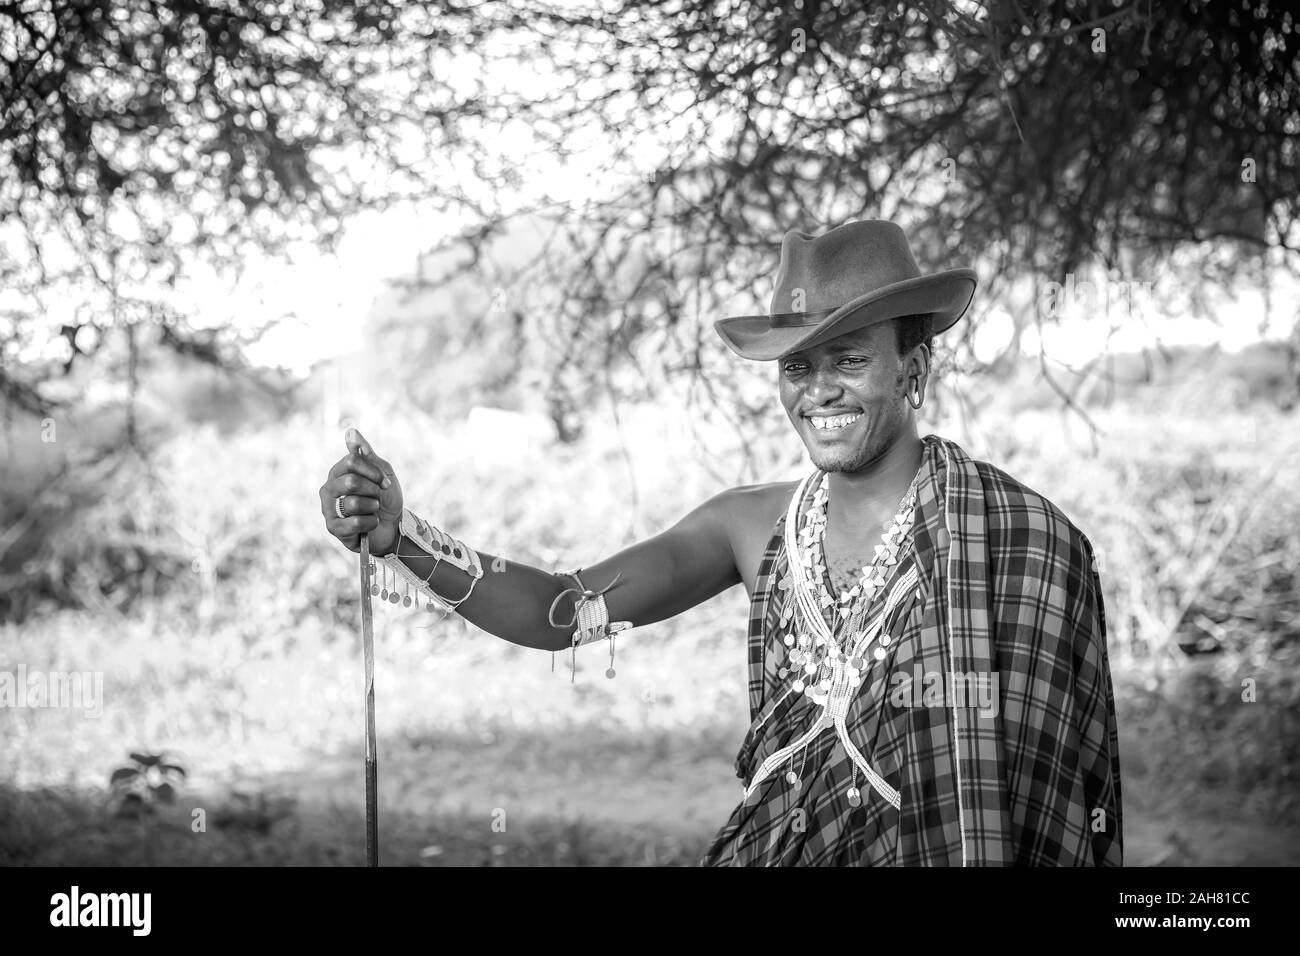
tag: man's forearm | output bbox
[384,533,578,652]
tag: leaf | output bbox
[160,763,187,778]
[114,792,146,819]
[151,782,176,804]
[110,767,139,784]
[129,752,161,767]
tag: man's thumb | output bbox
[344,427,374,458]
[345,427,394,489]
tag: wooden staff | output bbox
[359,533,378,867]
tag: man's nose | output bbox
[805,366,844,403]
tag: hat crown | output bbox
[769,220,922,316]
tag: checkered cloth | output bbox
[699,434,1123,866]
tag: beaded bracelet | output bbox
[369,508,484,614]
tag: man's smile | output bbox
[805,409,864,433]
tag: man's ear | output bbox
[905,342,930,382]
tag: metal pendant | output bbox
[785,770,799,786]
[847,787,862,807]
[605,667,616,679]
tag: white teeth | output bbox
[808,413,862,430]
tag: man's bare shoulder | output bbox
[713,480,801,533]
[697,480,800,595]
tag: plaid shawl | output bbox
[699,433,1123,866]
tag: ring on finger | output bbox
[335,495,348,519]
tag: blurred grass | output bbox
[2,362,1298,865]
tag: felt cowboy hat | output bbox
[714,220,978,361]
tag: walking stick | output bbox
[359,533,379,867]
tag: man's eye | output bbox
[783,363,807,374]
[839,356,868,367]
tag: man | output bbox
[319,220,1123,866]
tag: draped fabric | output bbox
[699,434,1123,866]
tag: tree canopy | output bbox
[2,0,1296,432]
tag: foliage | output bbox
[3,0,1297,432]
[1,0,486,411]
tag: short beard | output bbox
[808,444,878,473]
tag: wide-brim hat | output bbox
[714,220,978,361]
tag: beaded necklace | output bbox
[779,469,921,703]
[755,467,921,808]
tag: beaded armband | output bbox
[371,508,484,614]
[547,568,632,682]
[571,589,633,647]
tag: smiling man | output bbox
[319,220,1123,866]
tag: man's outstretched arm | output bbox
[319,428,742,652]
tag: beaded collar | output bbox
[803,471,920,615]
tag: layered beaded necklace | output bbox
[779,469,921,702]
[749,466,921,809]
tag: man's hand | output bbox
[319,428,404,556]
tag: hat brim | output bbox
[713,269,978,361]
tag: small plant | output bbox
[109,752,186,864]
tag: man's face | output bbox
[777,321,914,473]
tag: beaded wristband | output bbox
[375,509,484,614]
